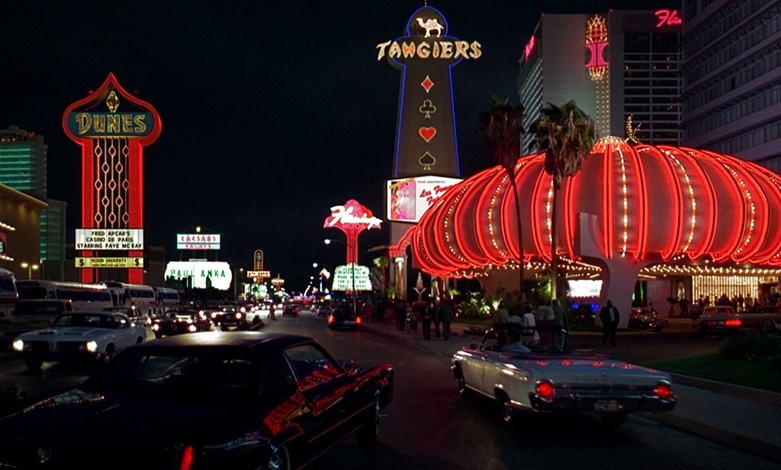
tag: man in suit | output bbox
[600,299,620,347]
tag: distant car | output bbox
[327,307,361,331]
[451,322,677,429]
[0,299,73,349]
[151,309,212,338]
[205,305,243,330]
[628,307,669,332]
[282,303,300,317]
[0,331,395,470]
[317,303,333,317]
[694,305,781,335]
[11,311,148,371]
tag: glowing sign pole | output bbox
[63,73,161,284]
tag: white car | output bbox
[12,311,148,371]
[451,322,677,429]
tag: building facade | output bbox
[0,183,47,280]
[680,0,781,169]
[0,125,67,280]
[518,10,683,151]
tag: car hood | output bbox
[19,327,111,339]
[0,388,264,445]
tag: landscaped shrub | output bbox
[719,333,781,362]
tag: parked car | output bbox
[0,331,395,470]
[327,307,361,331]
[316,302,333,317]
[151,309,212,338]
[694,304,781,335]
[11,311,149,371]
[451,322,677,429]
[628,307,669,332]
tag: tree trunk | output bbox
[550,183,559,301]
[511,180,525,301]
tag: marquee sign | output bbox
[386,175,462,223]
[62,72,161,284]
[332,264,372,292]
[164,261,232,290]
[177,233,221,250]
[76,257,143,268]
[75,229,143,250]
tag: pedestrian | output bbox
[535,300,555,347]
[267,303,277,321]
[439,299,453,340]
[394,301,406,332]
[520,304,539,345]
[422,300,434,340]
[433,301,442,338]
[493,301,510,325]
[600,299,620,347]
[551,298,569,350]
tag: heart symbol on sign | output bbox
[419,127,436,143]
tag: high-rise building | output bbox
[0,125,67,280]
[518,10,683,151]
[680,0,781,169]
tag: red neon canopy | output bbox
[410,137,781,277]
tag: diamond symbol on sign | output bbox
[419,151,436,170]
[106,90,120,113]
[421,75,434,93]
[419,99,436,118]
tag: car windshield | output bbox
[52,314,120,328]
[82,349,258,402]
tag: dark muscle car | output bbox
[0,331,394,470]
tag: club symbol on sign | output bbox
[419,151,436,170]
[419,127,436,142]
[419,100,436,118]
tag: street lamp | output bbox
[20,262,39,279]
[325,238,357,314]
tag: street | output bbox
[0,312,777,470]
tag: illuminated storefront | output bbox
[404,137,781,327]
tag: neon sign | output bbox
[585,15,608,81]
[376,40,481,61]
[655,9,682,28]
[523,35,536,63]
[323,199,382,264]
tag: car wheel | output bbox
[265,443,290,470]
[498,392,514,424]
[100,344,115,365]
[24,355,44,371]
[355,396,380,444]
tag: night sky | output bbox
[1,0,675,291]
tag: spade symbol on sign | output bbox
[419,151,436,170]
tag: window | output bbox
[285,344,341,388]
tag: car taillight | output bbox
[725,318,742,328]
[356,316,362,324]
[655,381,674,400]
[536,380,555,400]
[328,316,334,324]
[178,445,194,470]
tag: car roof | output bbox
[130,331,315,351]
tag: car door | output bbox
[284,344,361,452]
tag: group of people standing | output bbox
[393,299,455,340]
[493,298,570,350]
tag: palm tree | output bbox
[478,95,526,299]
[528,100,598,300]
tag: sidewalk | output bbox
[362,317,781,464]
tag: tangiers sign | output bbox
[379,5,478,179]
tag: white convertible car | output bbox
[451,322,677,428]
[12,311,149,371]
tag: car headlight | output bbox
[211,312,218,319]
[12,339,24,352]
[188,325,197,333]
[152,324,160,331]
[86,341,98,353]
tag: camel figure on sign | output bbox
[416,17,444,37]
